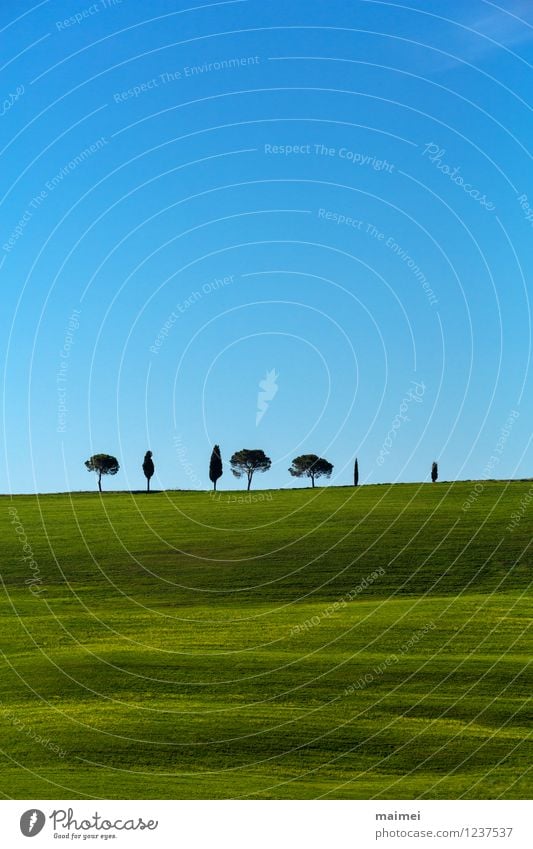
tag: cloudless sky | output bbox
[1,0,532,493]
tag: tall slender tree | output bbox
[142,450,155,492]
[354,457,359,486]
[431,461,438,483]
[209,444,223,491]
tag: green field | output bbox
[1,482,531,799]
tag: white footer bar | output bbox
[3,799,530,848]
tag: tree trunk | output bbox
[147,478,150,493]
[311,476,315,488]
[213,480,217,491]
[98,471,102,493]
[247,474,252,491]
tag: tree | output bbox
[142,450,154,493]
[209,444,223,491]
[354,457,359,487]
[230,449,271,491]
[288,454,334,488]
[431,461,438,483]
[85,454,119,492]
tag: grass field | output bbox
[0,481,531,799]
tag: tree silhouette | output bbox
[230,449,271,491]
[209,444,223,491]
[288,454,334,488]
[142,450,154,493]
[354,457,359,487]
[431,461,438,483]
[85,454,119,492]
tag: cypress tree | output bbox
[209,445,223,491]
[142,451,155,492]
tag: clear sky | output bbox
[1,0,532,494]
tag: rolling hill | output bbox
[0,481,531,799]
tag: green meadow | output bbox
[0,481,531,799]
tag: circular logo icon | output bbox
[20,810,46,837]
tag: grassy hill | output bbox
[0,481,531,799]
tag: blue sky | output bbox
[1,0,532,493]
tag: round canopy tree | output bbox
[85,454,119,492]
[209,444,223,491]
[289,454,334,488]
[230,449,271,491]
[142,450,155,492]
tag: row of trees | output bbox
[85,450,439,492]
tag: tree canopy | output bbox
[288,454,334,487]
[85,454,119,492]
[230,449,271,491]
